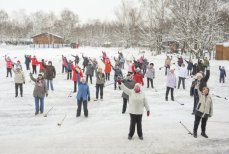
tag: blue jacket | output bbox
[76,74,90,101]
[185,60,193,70]
[66,59,71,71]
[111,65,123,80]
[219,66,226,78]
[24,55,31,64]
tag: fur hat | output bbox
[196,73,203,78]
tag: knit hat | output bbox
[38,72,44,76]
[196,73,203,78]
[48,61,52,64]
[17,60,20,63]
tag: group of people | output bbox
[3,50,227,140]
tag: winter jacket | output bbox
[118,51,123,59]
[126,62,133,73]
[71,55,79,63]
[36,61,46,70]
[203,59,209,66]
[102,52,107,59]
[5,58,12,69]
[133,73,144,86]
[71,64,83,81]
[192,64,198,75]
[24,55,31,64]
[42,63,56,80]
[12,67,25,83]
[165,58,172,66]
[133,60,141,69]
[114,57,120,67]
[175,64,187,78]
[198,59,205,72]
[30,76,48,98]
[185,60,193,70]
[95,67,105,84]
[13,63,23,71]
[76,74,90,101]
[219,66,226,78]
[195,87,213,118]
[89,59,98,70]
[85,64,93,75]
[177,58,183,66]
[121,79,136,100]
[120,57,125,63]
[120,83,150,114]
[145,66,155,79]
[190,70,210,96]
[30,56,37,66]
[62,56,67,66]
[102,60,111,73]
[82,55,89,66]
[111,65,123,80]
[66,59,72,71]
[139,56,144,64]
[166,68,177,88]
[143,60,148,69]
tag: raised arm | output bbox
[203,69,210,82]
[120,83,131,96]
[76,73,81,85]
[42,62,47,68]
[71,54,76,58]
[111,65,115,71]
[30,75,36,82]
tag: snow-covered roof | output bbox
[31,33,63,39]
[216,42,229,47]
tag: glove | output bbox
[117,79,121,85]
[147,111,150,117]
[88,96,90,102]
[23,82,25,84]
[46,94,48,97]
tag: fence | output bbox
[30,44,70,48]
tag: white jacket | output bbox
[120,84,150,114]
[12,67,25,83]
[176,64,187,78]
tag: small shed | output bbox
[216,42,229,60]
[103,42,111,47]
[31,33,63,44]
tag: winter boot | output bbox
[201,132,208,138]
[21,93,23,97]
[139,136,144,140]
[15,94,18,97]
[94,99,98,101]
[40,111,43,114]
[171,97,175,101]
[193,132,197,138]
[35,112,38,115]
[165,97,168,101]
[128,135,132,140]
[100,98,103,101]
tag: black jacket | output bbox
[198,59,205,72]
[192,64,198,75]
[190,70,210,96]
[24,55,31,64]
[71,55,79,62]
[82,55,89,66]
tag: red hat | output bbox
[33,55,36,58]
[17,60,20,63]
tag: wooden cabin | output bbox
[216,43,229,60]
[31,33,63,44]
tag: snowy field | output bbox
[0,46,229,154]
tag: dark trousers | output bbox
[67,70,72,80]
[165,66,169,75]
[219,77,225,83]
[194,115,208,132]
[75,61,79,66]
[122,98,128,113]
[105,73,110,80]
[6,68,12,77]
[32,65,37,74]
[74,81,77,92]
[26,63,30,70]
[77,97,88,117]
[62,66,67,73]
[96,84,104,99]
[166,87,174,98]
[143,68,147,73]
[193,89,199,112]
[15,83,23,95]
[178,77,185,89]
[147,78,153,88]
[86,75,92,84]
[129,114,143,137]
[114,80,117,89]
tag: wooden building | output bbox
[31,33,63,44]
[216,43,229,60]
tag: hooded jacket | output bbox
[42,63,56,80]
[30,75,48,98]
[76,74,90,101]
[85,64,93,75]
[12,67,25,83]
[145,66,155,79]
[82,55,89,66]
[71,64,83,81]
[120,83,150,114]
[185,60,193,70]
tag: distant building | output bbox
[216,42,229,60]
[103,42,112,47]
[31,33,63,44]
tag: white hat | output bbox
[81,77,86,82]
[196,73,203,78]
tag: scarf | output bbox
[38,80,42,87]
[134,88,140,93]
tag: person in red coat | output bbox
[5,56,13,77]
[62,55,67,73]
[71,64,83,93]
[101,58,111,81]
[30,55,38,74]
[36,59,46,73]
[132,66,144,86]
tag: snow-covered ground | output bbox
[0,46,228,154]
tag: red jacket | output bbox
[133,73,144,86]
[36,61,46,70]
[5,58,12,68]
[62,56,67,66]
[71,64,83,81]
[30,56,37,65]
[102,60,111,73]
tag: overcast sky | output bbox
[0,0,131,23]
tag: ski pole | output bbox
[208,121,229,123]
[105,82,115,87]
[68,91,73,97]
[57,114,66,126]
[44,107,53,117]
[176,100,184,105]
[212,94,227,100]
[180,121,192,135]
[159,66,164,70]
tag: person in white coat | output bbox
[175,63,187,89]
[117,79,150,140]
[12,65,25,97]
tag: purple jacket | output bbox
[166,68,177,88]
